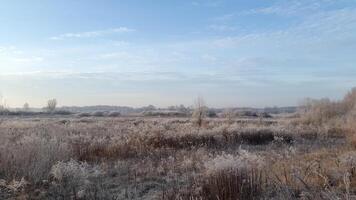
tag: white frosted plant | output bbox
[204,149,264,175]
[50,159,102,187]
[49,159,103,198]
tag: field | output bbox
[0,89,356,200]
[2,0,355,199]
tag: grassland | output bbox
[0,89,356,200]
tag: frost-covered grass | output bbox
[0,114,354,199]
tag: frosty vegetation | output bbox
[0,88,356,199]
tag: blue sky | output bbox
[1,0,356,108]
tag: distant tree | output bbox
[223,108,235,123]
[207,109,217,118]
[23,102,30,111]
[344,87,356,111]
[178,104,189,113]
[46,99,57,113]
[0,94,8,112]
[192,97,207,127]
[168,105,176,110]
[145,105,156,111]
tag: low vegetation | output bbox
[0,88,356,199]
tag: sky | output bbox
[1,0,356,108]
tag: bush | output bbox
[300,88,356,125]
[298,88,356,140]
[107,111,121,117]
[198,152,265,199]
[76,112,91,117]
[52,110,72,115]
[299,98,343,125]
[201,169,266,200]
[91,111,105,117]
[49,159,102,199]
[240,129,275,145]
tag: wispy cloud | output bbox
[213,0,348,22]
[0,71,204,82]
[49,27,135,40]
[242,1,321,16]
[211,7,356,49]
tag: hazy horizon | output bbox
[1,0,356,108]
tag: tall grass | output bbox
[201,169,266,200]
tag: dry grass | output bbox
[201,169,266,200]
[1,88,356,199]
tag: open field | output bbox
[2,1,356,199]
[0,107,355,200]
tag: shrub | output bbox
[297,88,356,140]
[76,112,91,117]
[53,110,72,115]
[239,129,275,145]
[107,111,121,117]
[92,111,105,117]
[49,159,102,199]
[236,111,258,118]
[258,112,272,118]
[201,152,265,200]
[201,168,266,200]
[204,151,264,174]
[299,98,342,125]
[299,88,356,126]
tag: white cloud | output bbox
[0,71,188,82]
[242,2,320,16]
[210,7,356,50]
[50,27,135,40]
[214,0,348,21]
[239,0,355,17]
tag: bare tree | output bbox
[223,108,235,124]
[23,102,30,112]
[192,97,207,127]
[46,99,57,113]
